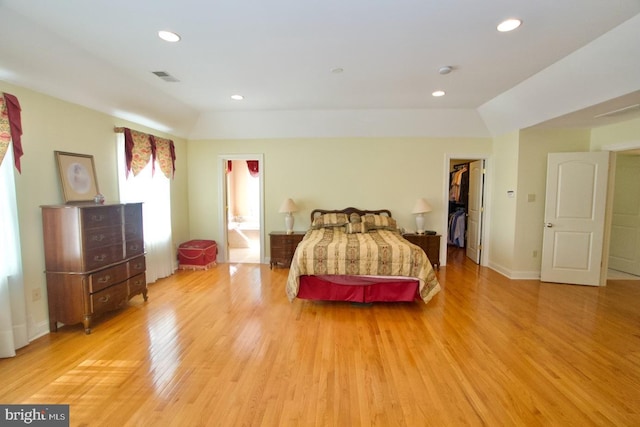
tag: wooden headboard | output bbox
[310,207,392,222]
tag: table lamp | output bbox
[279,198,299,234]
[412,198,432,235]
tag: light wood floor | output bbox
[2,248,640,426]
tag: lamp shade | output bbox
[278,198,299,213]
[412,198,432,214]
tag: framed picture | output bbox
[55,151,99,203]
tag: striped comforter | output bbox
[285,227,441,303]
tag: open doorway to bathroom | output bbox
[222,157,263,263]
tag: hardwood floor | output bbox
[2,248,640,426]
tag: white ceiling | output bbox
[1,0,640,138]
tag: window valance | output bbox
[114,127,176,178]
[246,160,259,177]
[0,93,23,172]
[226,160,260,177]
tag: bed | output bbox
[285,208,441,304]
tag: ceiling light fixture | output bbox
[158,30,181,42]
[231,94,244,100]
[432,90,445,97]
[497,18,522,32]
[438,66,453,75]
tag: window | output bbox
[117,134,174,283]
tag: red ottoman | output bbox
[178,240,217,270]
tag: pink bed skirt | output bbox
[297,275,419,303]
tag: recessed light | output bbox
[158,30,181,42]
[432,90,445,97]
[231,94,244,100]
[497,18,522,32]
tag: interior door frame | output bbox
[602,140,640,280]
[217,154,265,264]
[608,153,640,275]
[442,153,492,267]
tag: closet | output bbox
[448,162,469,248]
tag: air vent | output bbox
[152,71,180,83]
[594,104,640,119]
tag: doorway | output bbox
[443,154,490,267]
[218,154,265,264]
[607,145,640,280]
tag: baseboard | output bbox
[509,270,541,280]
[29,319,51,341]
[488,262,541,280]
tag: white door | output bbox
[608,154,640,276]
[466,160,484,264]
[541,152,610,286]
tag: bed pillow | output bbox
[361,214,397,230]
[345,222,368,234]
[311,212,349,228]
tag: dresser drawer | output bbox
[124,203,142,223]
[82,205,123,229]
[84,244,123,270]
[124,222,144,241]
[125,239,145,258]
[127,273,147,298]
[89,263,128,293]
[128,256,146,277]
[83,225,123,250]
[90,282,128,316]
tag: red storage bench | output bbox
[178,240,217,270]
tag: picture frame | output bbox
[54,151,100,203]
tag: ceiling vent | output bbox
[594,103,640,119]
[152,71,180,82]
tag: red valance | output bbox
[246,160,259,177]
[0,92,23,173]
[116,127,176,178]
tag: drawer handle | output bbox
[91,234,106,242]
[129,245,140,251]
[133,263,143,269]
[98,295,110,303]
[91,215,105,222]
[97,275,111,283]
[94,254,107,262]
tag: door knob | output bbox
[544,223,553,228]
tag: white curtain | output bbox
[117,134,174,283]
[0,147,29,358]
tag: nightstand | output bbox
[269,231,306,269]
[403,233,441,269]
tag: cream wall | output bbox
[1,81,190,339]
[187,137,492,261]
[488,131,519,275]
[590,117,640,149]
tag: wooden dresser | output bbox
[269,231,306,268]
[402,233,441,269]
[41,203,147,334]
